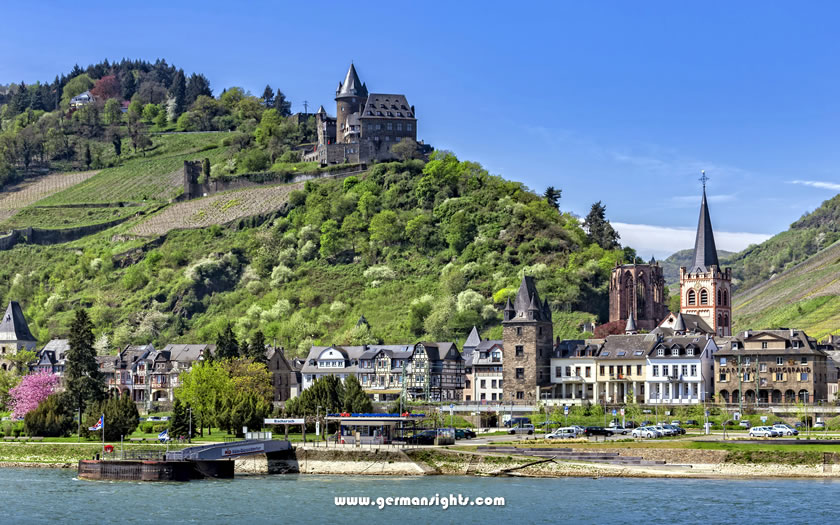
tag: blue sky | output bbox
[4,1,839,257]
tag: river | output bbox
[5,468,838,524]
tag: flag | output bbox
[88,415,103,431]
[158,429,169,442]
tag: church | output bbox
[304,64,428,165]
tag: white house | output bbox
[645,335,717,404]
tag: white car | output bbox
[654,425,674,436]
[772,424,798,436]
[749,426,778,438]
[547,427,580,439]
[607,425,631,435]
[632,426,659,439]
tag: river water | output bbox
[5,468,839,524]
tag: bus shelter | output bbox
[326,413,426,445]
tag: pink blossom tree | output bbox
[8,372,59,419]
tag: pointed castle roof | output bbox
[506,276,551,322]
[0,301,35,342]
[464,326,482,349]
[673,312,687,333]
[316,105,327,115]
[625,313,637,333]
[336,63,368,99]
[689,187,719,274]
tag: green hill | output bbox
[0,153,623,355]
[660,248,734,286]
[731,193,840,339]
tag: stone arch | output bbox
[717,313,722,329]
[731,389,741,403]
[758,389,769,404]
[771,390,782,404]
[719,390,730,403]
[153,391,167,402]
[798,390,809,403]
[785,389,796,403]
[744,389,756,404]
[687,289,696,306]
[700,288,709,305]
[724,313,729,332]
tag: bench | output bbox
[3,437,15,441]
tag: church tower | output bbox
[502,276,553,403]
[335,63,367,144]
[679,173,732,336]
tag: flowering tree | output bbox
[8,373,59,419]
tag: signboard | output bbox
[221,443,265,457]
[760,416,767,423]
[564,406,569,415]
[450,403,454,409]
[612,409,617,416]
[705,410,710,417]
[733,412,741,421]
[265,418,304,425]
[620,408,625,416]
[315,422,320,436]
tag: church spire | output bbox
[689,171,719,273]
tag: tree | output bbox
[544,186,562,210]
[319,219,342,259]
[8,372,59,419]
[175,360,232,436]
[65,308,105,435]
[83,143,92,168]
[120,70,136,100]
[142,103,161,123]
[261,84,274,107]
[248,331,267,364]
[153,110,167,129]
[103,98,122,125]
[275,89,291,116]
[82,395,139,441]
[369,210,402,246]
[89,75,121,100]
[285,375,344,416]
[168,398,195,440]
[342,375,373,413]
[391,138,421,161]
[185,73,212,107]
[225,358,273,401]
[0,370,19,412]
[584,201,620,250]
[170,69,187,117]
[106,126,122,157]
[215,323,239,360]
[7,349,36,375]
[23,393,74,437]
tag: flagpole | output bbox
[102,413,105,456]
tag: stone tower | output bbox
[600,261,668,336]
[679,179,732,336]
[335,63,367,144]
[502,276,553,403]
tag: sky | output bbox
[3,1,839,258]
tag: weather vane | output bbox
[699,170,709,191]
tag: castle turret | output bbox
[502,276,553,403]
[335,64,367,144]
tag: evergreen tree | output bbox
[185,73,212,107]
[120,70,136,100]
[342,375,373,413]
[544,186,562,210]
[248,331,267,364]
[82,395,139,441]
[261,84,274,108]
[215,323,239,360]
[23,393,74,437]
[83,143,92,168]
[238,337,251,358]
[171,69,187,117]
[584,201,620,250]
[275,89,291,116]
[65,308,104,436]
[168,398,195,440]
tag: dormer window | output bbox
[672,348,679,356]
[686,348,695,356]
[792,341,800,349]
[657,348,665,357]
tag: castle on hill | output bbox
[303,64,430,165]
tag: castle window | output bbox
[515,346,524,357]
[516,391,524,399]
[516,327,522,336]
[700,289,709,305]
[385,136,390,141]
[717,289,722,305]
[515,368,524,379]
[687,290,696,306]
[407,124,412,131]
[723,290,728,306]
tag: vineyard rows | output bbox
[0,171,99,222]
[130,183,302,236]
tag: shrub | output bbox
[237,148,271,172]
[23,393,74,437]
[270,264,293,288]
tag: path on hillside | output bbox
[130,182,302,236]
[0,171,99,222]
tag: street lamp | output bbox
[188,407,192,443]
[317,405,322,442]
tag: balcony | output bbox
[608,374,630,381]
[552,375,584,383]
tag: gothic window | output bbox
[687,289,696,306]
[700,289,709,305]
[636,273,647,317]
[724,313,729,329]
[723,289,728,306]
[717,313,722,328]
[717,289,722,305]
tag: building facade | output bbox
[596,263,668,337]
[645,335,717,404]
[550,339,597,405]
[715,330,829,404]
[0,301,38,372]
[502,276,553,403]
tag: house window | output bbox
[719,372,727,381]
[744,372,751,382]
[744,357,751,365]
[687,348,694,356]
[658,348,665,356]
[682,365,688,376]
[775,372,784,381]
[801,357,807,365]
[776,357,783,365]
[516,391,524,400]
[396,123,402,131]
[480,393,485,400]
[516,327,522,336]
[672,348,679,356]
[760,363,767,372]
[761,342,768,349]
[407,124,413,131]
[555,367,562,378]
[565,366,571,376]
[653,365,659,377]
[586,367,591,377]
[599,366,605,375]
[800,373,808,381]
[720,357,727,366]
[515,346,524,357]
[480,379,486,388]
[609,366,614,376]
[387,123,393,130]
[690,364,697,376]
[515,368,524,379]
[637,365,642,376]
[491,380,497,388]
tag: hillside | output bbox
[0,150,623,355]
[660,248,734,285]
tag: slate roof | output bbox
[649,336,715,358]
[625,314,637,333]
[0,301,35,342]
[336,63,367,98]
[163,344,215,363]
[688,188,720,273]
[505,276,551,322]
[598,334,659,359]
[361,94,415,119]
[655,312,714,336]
[716,329,826,357]
[472,340,504,366]
[464,326,482,350]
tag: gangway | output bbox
[166,439,291,461]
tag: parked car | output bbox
[583,426,613,437]
[654,425,674,436]
[738,420,751,428]
[772,424,798,436]
[794,421,805,428]
[508,424,535,435]
[670,420,682,427]
[408,430,437,445]
[606,424,631,435]
[640,420,653,427]
[454,428,476,440]
[664,424,686,435]
[504,417,531,428]
[685,419,699,427]
[632,426,659,439]
[815,421,826,429]
[547,427,580,439]
[749,426,778,438]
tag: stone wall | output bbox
[0,214,137,251]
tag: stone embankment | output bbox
[235,447,429,476]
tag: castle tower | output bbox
[602,261,668,337]
[335,63,367,144]
[679,175,732,336]
[502,276,553,403]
